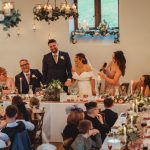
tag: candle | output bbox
[130,80,133,95]
[141,86,143,95]
[135,99,138,113]
[20,78,22,94]
[3,2,12,16]
[130,115,133,128]
[123,126,126,142]
[65,5,70,13]
[132,103,135,112]
[72,4,76,12]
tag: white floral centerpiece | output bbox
[42,80,63,101]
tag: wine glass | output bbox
[141,120,147,138]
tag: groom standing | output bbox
[42,39,72,92]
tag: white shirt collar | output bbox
[52,51,59,56]
[6,121,18,127]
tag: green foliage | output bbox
[0,10,21,31]
[43,80,63,101]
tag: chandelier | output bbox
[0,1,21,31]
[33,0,78,24]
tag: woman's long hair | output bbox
[12,96,30,121]
[114,51,126,76]
[142,75,150,88]
[76,53,88,64]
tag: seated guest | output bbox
[133,75,150,97]
[12,96,31,121]
[62,106,84,149]
[71,120,102,150]
[15,59,44,94]
[0,67,15,93]
[28,97,41,120]
[0,105,34,144]
[84,101,109,143]
[29,97,40,109]
[101,97,118,129]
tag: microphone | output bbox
[99,62,107,72]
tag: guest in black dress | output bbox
[12,96,31,121]
[62,106,84,149]
[101,97,118,129]
[84,101,109,143]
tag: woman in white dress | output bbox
[71,53,96,96]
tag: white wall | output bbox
[0,0,150,83]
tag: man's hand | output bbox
[64,80,72,87]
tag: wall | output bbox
[0,0,150,83]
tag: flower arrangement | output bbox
[42,80,63,101]
[0,84,8,92]
[0,10,21,31]
[71,20,120,44]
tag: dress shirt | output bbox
[52,51,59,63]
[0,120,34,142]
[23,71,31,84]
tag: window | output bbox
[74,0,119,29]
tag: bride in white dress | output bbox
[71,53,96,96]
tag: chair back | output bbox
[0,140,11,150]
[119,83,129,95]
[30,107,45,149]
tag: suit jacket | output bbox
[42,51,72,85]
[15,69,44,94]
[101,108,118,129]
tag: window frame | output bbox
[74,0,119,30]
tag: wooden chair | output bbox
[29,107,45,150]
[119,83,130,95]
[0,140,11,150]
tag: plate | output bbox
[107,139,120,144]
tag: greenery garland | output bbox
[0,10,21,31]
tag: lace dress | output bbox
[104,69,119,95]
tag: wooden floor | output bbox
[50,142,64,150]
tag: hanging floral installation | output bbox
[0,1,21,31]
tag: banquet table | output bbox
[2,100,130,142]
[101,113,150,150]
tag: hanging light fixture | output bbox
[33,0,78,24]
[0,1,21,31]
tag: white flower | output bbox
[60,56,64,60]
[57,85,61,89]
[32,74,37,78]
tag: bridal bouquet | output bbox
[42,80,63,101]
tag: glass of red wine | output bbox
[107,143,112,150]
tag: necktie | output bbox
[53,54,58,63]
[26,73,30,83]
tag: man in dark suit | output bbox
[15,59,44,94]
[42,39,72,92]
[101,97,118,129]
